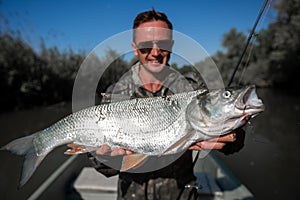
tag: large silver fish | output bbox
[1,85,264,188]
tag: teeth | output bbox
[149,60,159,63]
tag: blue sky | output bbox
[0,0,275,57]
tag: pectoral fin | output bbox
[120,154,148,172]
[162,131,196,155]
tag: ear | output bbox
[132,42,138,56]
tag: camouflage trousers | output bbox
[117,178,198,200]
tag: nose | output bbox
[150,43,161,56]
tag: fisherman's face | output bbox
[132,21,173,73]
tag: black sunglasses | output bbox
[135,40,173,54]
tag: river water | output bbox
[0,103,88,199]
[0,88,299,199]
[215,88,300,199]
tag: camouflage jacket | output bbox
[89,62,206,199]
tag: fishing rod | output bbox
[227,0,269,87]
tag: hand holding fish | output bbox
[189,132,237,150]
[96,144,133,156]
[97,132,237,156]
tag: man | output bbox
[89,9,240,199]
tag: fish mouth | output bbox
[218,86,264,134]
[237,85,264,114]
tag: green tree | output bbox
[208,0,300,90]
[0,32,85,111]
[212,28,247,84]
[267,0,300,89]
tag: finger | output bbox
[188,145,201,151]
[207,133,237,143]
[96,144,111,155]
[125,149,133,154]
[111,148,126,156]
[196,141,226,150]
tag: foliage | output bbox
[212,0,300,90]
[0,29,134,111]
[0,33,84,111]
[1,0,299,111]
[267,0,300,89]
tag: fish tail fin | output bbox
[1,134,46,189]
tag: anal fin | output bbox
[120,154,148,172]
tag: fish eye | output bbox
[222,90,231,99]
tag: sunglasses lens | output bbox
[137,40,172,53]
[139,48,152,54]
[137,41,152,54]
[156,40,172,51]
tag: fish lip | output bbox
[221,106,264,133]
[236,85,264,111]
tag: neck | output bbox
[138,64,165,91]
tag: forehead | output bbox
[135,21,172,42]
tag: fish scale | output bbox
[73,89,204,153]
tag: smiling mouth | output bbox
[147,59,161,64]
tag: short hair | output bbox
[133,8,173,41]
[133,8,173,29]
